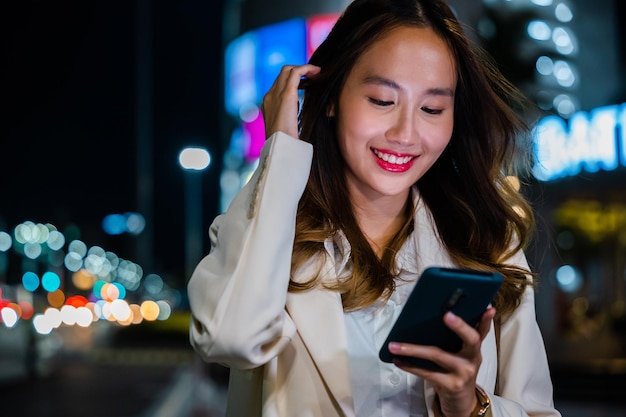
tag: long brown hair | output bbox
[291,0,535,318]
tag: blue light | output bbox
[555,265,582,293]
[102,214,127,235]
[527,20,551,41]
[112,282,127,300]
[256,18,307,100]
[621,103,626,166]
[533,103,625,181]
[22,271,40,292]
[41,271,61,292]
[224,18,307,116]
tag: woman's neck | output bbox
[350,190,411,257]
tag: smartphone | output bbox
[378,267,503,371]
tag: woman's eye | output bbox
[369,98,394,106]
[421,106,443,115]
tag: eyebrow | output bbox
[362,74,455,97]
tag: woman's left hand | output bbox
[388,307,496,417]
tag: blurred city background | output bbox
[2,0,625,416]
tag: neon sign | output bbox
[533,103,625,181]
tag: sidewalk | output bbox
[145,358,229,417]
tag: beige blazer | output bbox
[187,132,561,417]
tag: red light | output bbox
[66,295,89,308]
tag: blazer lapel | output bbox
[286,286,355,417]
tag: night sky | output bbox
[2,1,225,287]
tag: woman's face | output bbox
[334,25,457,205]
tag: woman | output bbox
[188,0,561,416]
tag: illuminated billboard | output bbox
[533,103,626,181]
[224,14,340,117]
[223,13,340,165]
[224,18,307,117]
[306,13,339,59]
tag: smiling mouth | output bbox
[372,149,415,165]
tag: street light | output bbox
[178,147,211,282]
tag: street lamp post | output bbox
[178,147,211,282]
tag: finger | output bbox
[263,64,319,110]
[271,64,320,89]
[388,342,452,374]
[261,64,321,138]
[476,307,496,341]
[442,312,481,346]
[280,64,321,94]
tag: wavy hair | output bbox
[290,0,535,318]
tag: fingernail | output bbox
[445,311,457,323]
[388,342,401,353]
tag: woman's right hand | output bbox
[261,64,321,139]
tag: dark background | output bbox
[2,1,225,287]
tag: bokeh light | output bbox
[102,214,127,235]
[66,295,89,308]
[1,307,19,328]
[556,264,583,292]
[47,230,66,251]
[140,300,160,321]
[101,283,120,302]
[65,251,83,272]
[179,147,211,170]
[24,242,42,259]
[19,301,34,320]
[75,306,94,327]
[72,269,96,291]
[111,299,131,321]
[61,305,78,325]
[0,232,12,251]
[22,271,40,292]
[3,217,180,335]
[103,212,146,236]
[42,271,61,292]
[47,289,65,308]
[156,300,172,321]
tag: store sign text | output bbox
[533,103,625,181]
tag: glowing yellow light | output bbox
[73,269,96,291]
[555,200,626,242]
[117,308,134,326]
[140,300,160,321]
[130,304,143,325]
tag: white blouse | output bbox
[334,231,429,416]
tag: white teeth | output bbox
[373,150,413,165]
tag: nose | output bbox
[385,109,417,146]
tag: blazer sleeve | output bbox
[489,249,562,417]
[187,132,313,370]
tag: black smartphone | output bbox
[378,267,503,371]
